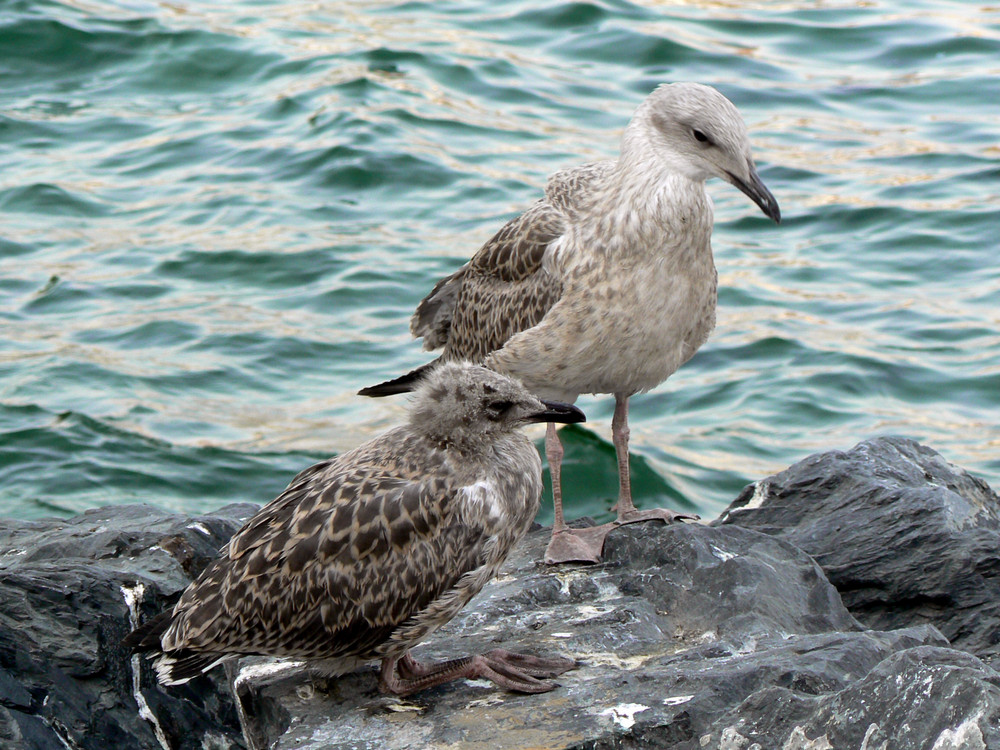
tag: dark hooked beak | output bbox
[726,163,781,224]
[525,400,586,425]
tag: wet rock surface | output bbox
[237,521,998,750]
[2,438,999,749]
[715,436,1000,664]
[0,503,255,750]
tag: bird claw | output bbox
[544,524,612,565]
[482,649,577,679]
[545,507,699,565]
[381,649,577,696]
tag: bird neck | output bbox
[566,156,714,264]
[413,422,508,459]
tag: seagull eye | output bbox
[692,129,710,144]
[485,400,515,419]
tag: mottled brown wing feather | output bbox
[411,200,565,362]
[225,458,336,560]
[164,465,489,661]
[410,265,468,350]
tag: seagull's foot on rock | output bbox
[381,650,576,696]
[613,506,700,526]
[544,524,615,565]
[545,508,700,565]
[479,649,578,680]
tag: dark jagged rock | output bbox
[230,523,994,750]
[3,439,1000,749]
[699,646,1000,749]
[0,503,257,750]
[715,436,1000,664]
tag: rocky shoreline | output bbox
[2,436,998,749]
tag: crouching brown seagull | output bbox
[124,363,584,696]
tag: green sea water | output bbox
[1,0,999,523]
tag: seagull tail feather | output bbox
[123,611,230,685]
[358,361,437,397]
[152,650,229,686]
[121,609,173,652]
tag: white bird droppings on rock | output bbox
[600,702,649,731]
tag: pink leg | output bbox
[610,394,699,526]
[547,422,567,533]
[545,394,698,566]
[545,422,611,565]
[379,649,576,696]
[611,394,634,514]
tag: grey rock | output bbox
[0,503,257,750]
[4,439,1000,749]
[700,646,1000,750]
[231,522,991,750]
[715,436,1000,664]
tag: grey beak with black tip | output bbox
[526,400,586,425]
[727,164,781,224]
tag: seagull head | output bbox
[626,82,781,223]
[409,363,585,445]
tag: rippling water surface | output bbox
[2,0,999,522]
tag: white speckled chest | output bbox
[489,178,718,401]
[568,245,718,396]
[453,435,543,539]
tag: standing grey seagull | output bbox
[360,82,781,565]
[124,363,584,696]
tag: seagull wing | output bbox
[410,199,566,362]
[410,160,616,363]
[158,444,492,661]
